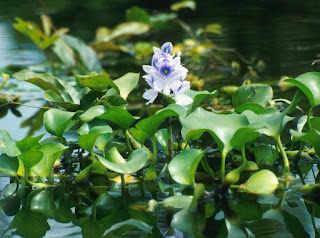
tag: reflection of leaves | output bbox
[245,218,292,237]
[5,207,50,238]
[20,107,46,136]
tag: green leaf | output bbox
[82,219,101,238]
[13,70,81,110]
[77,121,113,152]
[113,72,139,100]
[0,154,19,176]
[239,170,278,195]
[44,109,76,137]
[7,206,50,238]
[168,149,206,185]
[126,7,150,24]
[60,34,102,73]
[31,142,68,178]
[18,151,43,169]
[160,195,193,209]
[29,189,57,218]
[181,108,249,154]
[282,210,309,238]
[170,1,196,11]
[13,17,58,50]
[243,110,293,138]
[235,102,267,114]
[230,126,260,151]
[284,72,320,108]
[102,219,153,237]
[291,129,320,156]
[253,144,277,166]
[0,129,21,157]
[186,89,217,113]
[52,39,76,68]
[16,134,43,153]
[101,22,149,42]
[155,129,169,155]
[76,74,119,92]
[130,104,187,143]
[171,209,205,238]
[0,73,10,90]
[203,23,222,35]
[230,199,262,221]
[96,147,149,174]
[232,84,273,108]
[0,192,20,216]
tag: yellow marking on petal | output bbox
[164,69,168,74]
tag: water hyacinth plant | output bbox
[142,42,193,106]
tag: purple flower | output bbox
[142,42,192,106]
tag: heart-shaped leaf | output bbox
[168,149,206,185]
[96,147,149,174]
[31,142,68,178]
[232,84,273,108]
[130,104,187,143]
[284,72,320,108]
[0,129,21,157]
[16,134,43,153]
[60,34,102,73]
[291,129,320,156]
[18,151,43,170]
[180,108,249,155]
[0,154,19,176]
[43,109,76,137]
[113,73,139,100]
[29,189,57,218]
[76,74,119,92]
[186,89,217,113]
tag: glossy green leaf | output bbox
[113,72,139,100]
[0,154,19,176]
[186,89,217,113]
[76,74,119,92]
[82,220,101,238]
[44,109,76,137]
[232,84,273,108]
[31,142,68,178]
[282,210,309,238]
[253,144,277,166]
[0,193,20,216]
[171,209,205,238]
[168,149,206,185]
[230,199,262,221]
[60,34,102,73]
[230,126,260,151]
[13,70,81,109]
[13,17,58,49]
[29,189,56,218]
[239,170,278,195]
[291,129,320,156]
[0,73,9,90]
[7,206,50,238]
[0,129,21,157]
[235,102,267,114]
[16,134,43,153]
[75,165,92,182]
[170,0,196,11]
[243,110,293,138]
[126,6,150,24]
[101,22,149,42]
[52,39,76,68]
[155,128,169,155]
[284,72,320,108]
[103,219,152,237]
[95,192,114,218]
[160,195,193,209]
[97,106,136,130]
[18,151,43,169]
[77,121,113,152]
[97,147,149,174]
[181,108,249,154]
[130,104,187,143]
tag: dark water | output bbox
[0,1,320,237]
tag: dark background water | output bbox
[1,0,320,139]
[1,0,320,75]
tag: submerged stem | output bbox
[241,145,247,168]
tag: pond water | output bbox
[0,1,320,238]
